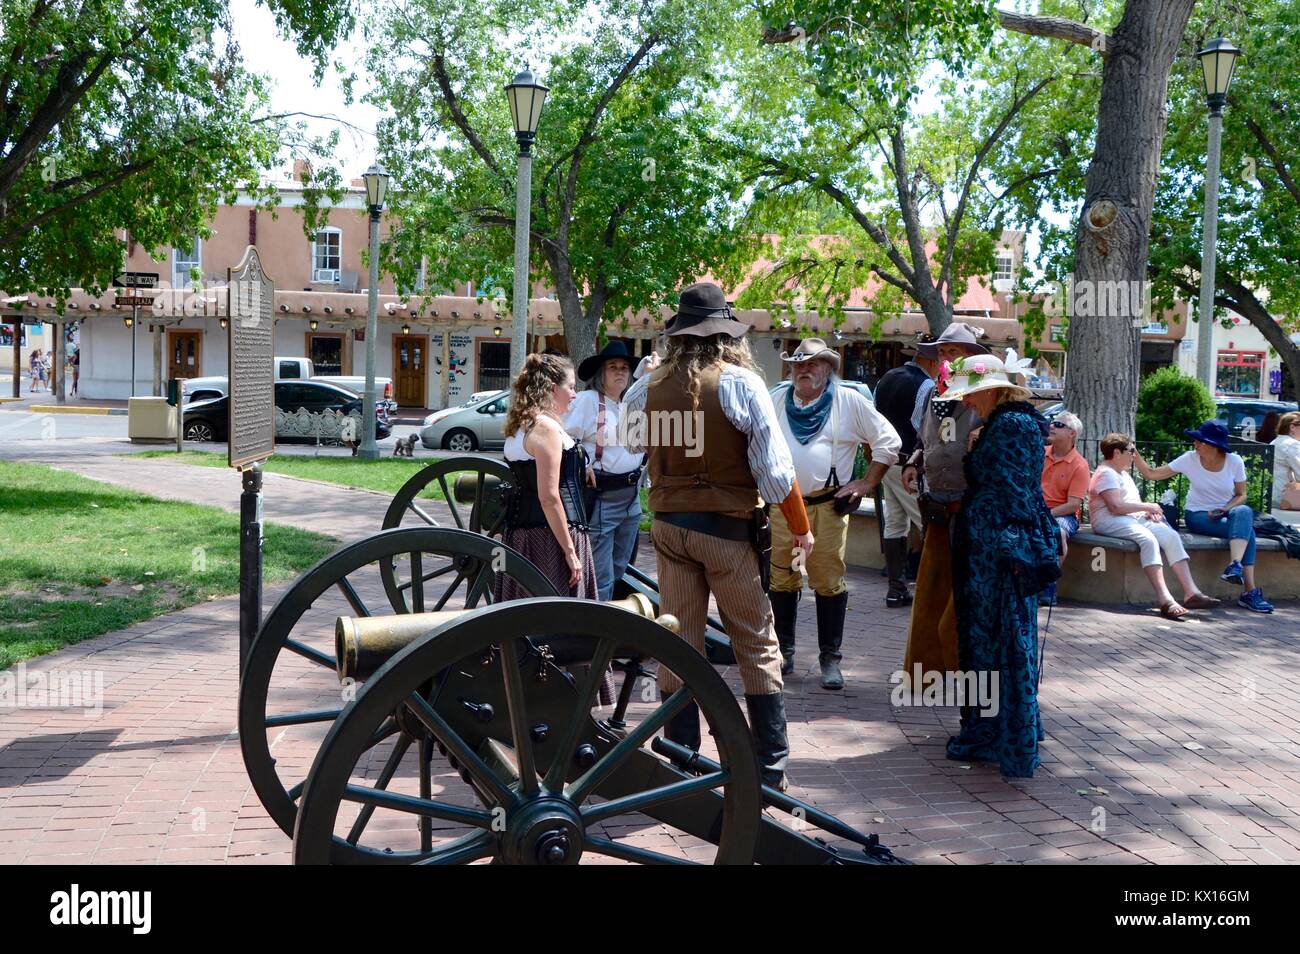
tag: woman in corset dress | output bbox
[495,353,598,602]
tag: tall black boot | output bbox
[744,692,790,792]
[663,699,701,751]
[769,590,800,676]
[884,537,913,608]
[815,591,848,690]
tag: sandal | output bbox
[1183,593,1221,610]
[1159,601,1189,620]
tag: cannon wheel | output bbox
[379,457,515,613]
[239,527,558,855]
[292,600,763,865]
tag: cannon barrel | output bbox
[452,472,506,504]
[336,592,674,680]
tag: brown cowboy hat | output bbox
[664,282,750,338]
[916,322,990,359]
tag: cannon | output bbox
[239,526,905,864]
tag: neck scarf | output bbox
[785,378,835,444]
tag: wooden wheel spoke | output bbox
[336,575,373,618]
[581,771,729,824]
[265,707,341,728]
[402,692,518,808]
[340,784,495,828]
[406,500,438,526]
[543,638,617,792]
[433,564,472,610]
[584,836,696,865]
[567,688,694,804]
[497,638,539,798]
[412,831,496,865]
[410,551,425,613]
[346,734,412,844]
[396,562,456,593]
[436,475,463,529]
[285,638,336,670]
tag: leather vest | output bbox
[506,443,590,529]
[646,365,760,516]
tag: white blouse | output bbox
[1271,434,1300,507]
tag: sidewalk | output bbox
[1,457,1298,864]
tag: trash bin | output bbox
[128,396,177,442]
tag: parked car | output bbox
[183,381,392,443]
[180,356,397,415]
[1215,398,1299,438]
[420,390,509,451]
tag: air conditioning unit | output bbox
[313,269,340,283]
[992,278,1014,294]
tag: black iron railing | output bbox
[1075,439,1275,515]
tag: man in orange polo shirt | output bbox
[1041,410,1089,604]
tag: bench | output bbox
[844,504,1299,604]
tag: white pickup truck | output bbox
[182,357,396,412]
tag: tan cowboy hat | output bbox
[942,351,1032,401]
[779,337,841,371]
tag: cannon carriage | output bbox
[237,457,905,864]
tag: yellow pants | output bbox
[769,499,849,597]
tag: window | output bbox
[1216,351,1264,397]
[313,228,341,283]
[994,251,1014,284]
[478,341,511,392]
[173,238,201,288]
[308,335,344,376]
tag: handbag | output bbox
[1282,482,1300,511]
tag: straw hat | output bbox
[942,350,1032,401]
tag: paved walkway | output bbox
[1,458,1299,864]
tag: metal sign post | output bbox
[113,274,158,400]
[227,247,275,678]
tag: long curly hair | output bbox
[652,333,757,410]
[504,353,573,436]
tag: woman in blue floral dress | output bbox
[942,353,1060,778]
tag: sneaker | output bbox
[1237,588,1274,614]
[1220,560,1245,585]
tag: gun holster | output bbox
[751,506,773,592]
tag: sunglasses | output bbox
[1049,421,1073,430]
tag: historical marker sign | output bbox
[227,246,275,469]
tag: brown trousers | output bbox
[651,520,784,696]
[902,517,961,680]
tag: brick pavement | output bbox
[2,460,1299,864]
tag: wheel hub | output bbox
[501,797,584,865]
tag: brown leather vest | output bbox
[646,365,760,516]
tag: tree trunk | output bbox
[544,247,599,379]
[1063,0,1195,442]
[918,288,952,336]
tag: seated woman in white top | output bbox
[1271,411,1300,509]
[1136,420,1272,614]
[1090,433,1218,620]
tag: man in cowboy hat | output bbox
[872,334,941,608]
[564,340,646,600]
[622,281,813,791]
[898,322,991,686]
[768,337,900,689]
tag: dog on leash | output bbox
[393,434,418,457]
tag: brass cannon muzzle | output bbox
[335,592,677,681]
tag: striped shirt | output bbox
[622,363,796,505]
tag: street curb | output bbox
[26,404,126,416]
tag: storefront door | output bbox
[167,329,202,379]
[393,334,428,407]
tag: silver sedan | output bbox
[420,390,510,452]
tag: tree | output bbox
[0,0,351,297]
[735,19,1076,334]
[1136,365,1215,443]
[1148,0,1300,401]
[363,0,756,372]
[760,0,1200,441]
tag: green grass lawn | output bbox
[0,461,337,669]
[133,450,449,499]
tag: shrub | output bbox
[1136,366,1216,444]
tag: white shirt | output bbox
[1170,450,1247,512]
[504,425,575,461]
[1271,435,1300,507]
[774,383,902,493]
[563,390,643,474]
[1089,465,1142,524]
[622,363,796,505]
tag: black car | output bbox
[1214,398,1298,438]
[183,381,392,443]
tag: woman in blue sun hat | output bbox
[1135,420,1272,613]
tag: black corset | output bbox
[506,444,590,529]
